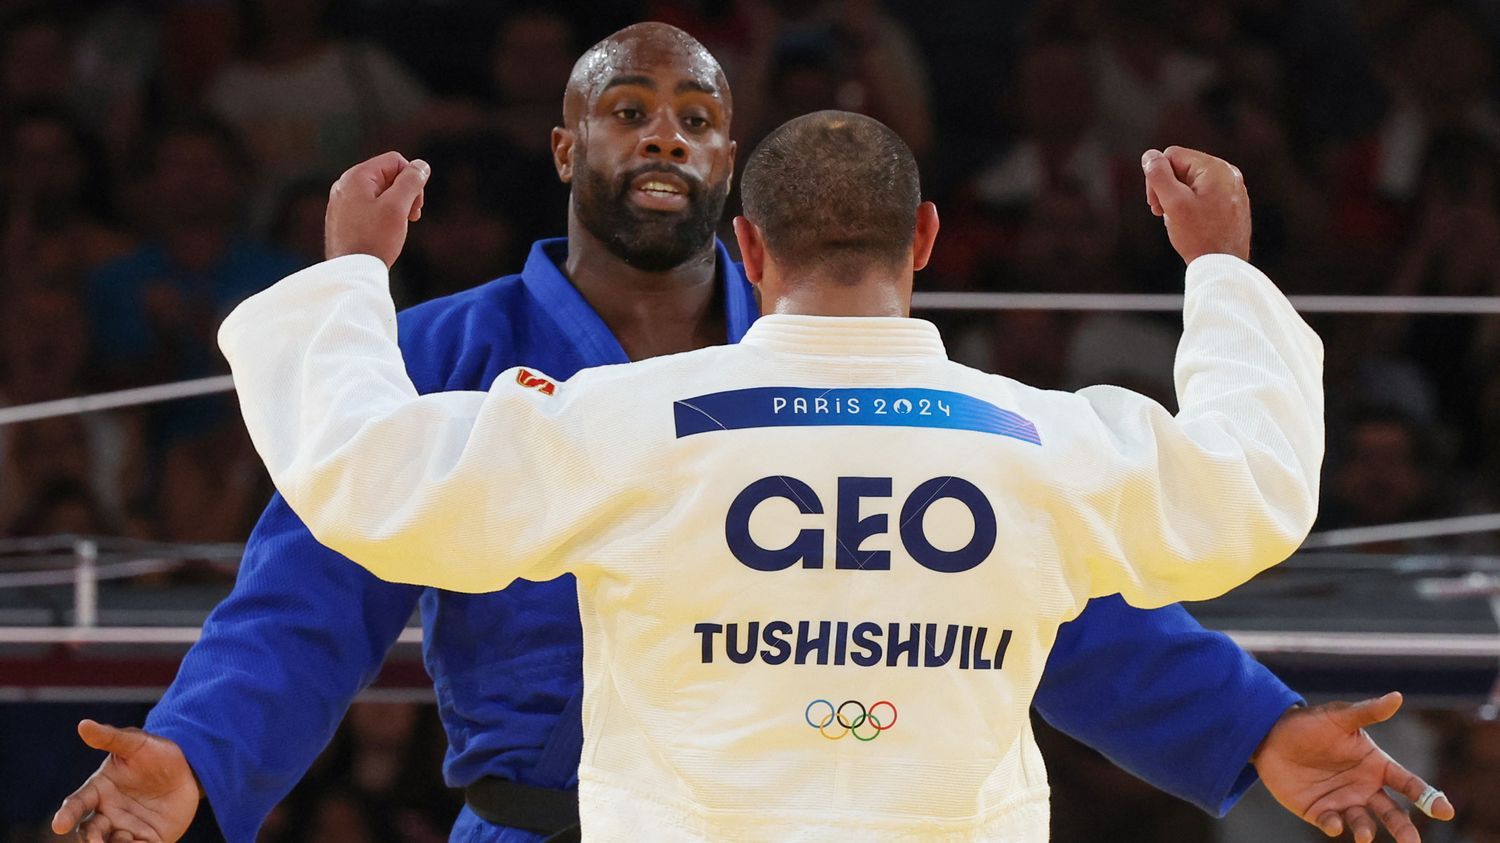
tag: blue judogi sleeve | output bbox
[144,499,422,843]
[1033,595,1302,816]
[140,272,515,843]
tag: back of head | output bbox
[741,110,920,280]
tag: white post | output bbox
[74,539,98,629]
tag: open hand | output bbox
[51,720,201,843]
[1253,693,1454,843]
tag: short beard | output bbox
[572,157,728,272]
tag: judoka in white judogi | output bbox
[220,114,1322,841]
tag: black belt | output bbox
[464,777,581,842]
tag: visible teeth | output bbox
[640,181,681,194]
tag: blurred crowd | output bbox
[1,0,1499,841]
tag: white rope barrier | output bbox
[1300,513,1500,549]
[1223,630,1500,658]
[0,375,233,426]
[0,533,243,558]
[0,626,424,645]
[909,291,1500,314]
[0,558,181,589]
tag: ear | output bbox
[732,215,765,285]
[912,201,940,272]
[552,127,575,183]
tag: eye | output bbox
[683,115,711,131]
[614,108,644,122]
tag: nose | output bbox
[636,113,689,162]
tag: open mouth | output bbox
[629,172,691,211]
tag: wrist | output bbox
[1249,702,1304,769]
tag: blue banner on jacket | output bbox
[673,387,1042,444]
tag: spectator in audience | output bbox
[737,0,934,157]
[1387,131,1500,462]
[154,1,239,111]
[69,1,160,166]
[1429,718,1500,843]
[86,117,302,393]
[268,177,330,268]
[399,7,578,168]
[154,424,267,544]
[0,285,137,534]
[6,478,113,538]
[205,0,430,216]
[346,703,455,840]
[86,117,301,470]
[0,285,92,407]
[301,789,384,843]
[0,9,73,115]
[0,418,101,537]
[1087,0,1219,158]
[1368,3,1500,203]
[1,107,134,292]
[399,135,527,304]
[1319,409,1457,551]
[970,37,1117,217]
[271,703,459,843]
[400,11,576,246]
[486,9,578,161]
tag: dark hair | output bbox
[7,478,110,537]
[136,113,253,176]
[1420,131,1500,206]
[1345,406,1442,468]
[3,104,118,221]
[740,110,921,278]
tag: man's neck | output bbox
[762,271,910,319]
[563,214,726,361]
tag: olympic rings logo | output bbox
[804,699,898,741]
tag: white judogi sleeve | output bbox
[218,254,617,594]
[1048,253,1324,608]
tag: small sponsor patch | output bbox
[516,368,556,395]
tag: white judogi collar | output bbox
[740,314,949,359]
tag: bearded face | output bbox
[571,151,729,272]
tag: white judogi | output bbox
[219,253,1323,841]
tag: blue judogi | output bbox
[146,239,1300,842]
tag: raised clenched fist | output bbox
[325,151,430,268]
[1141,145,1251,265]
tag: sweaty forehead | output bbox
[566,30,728,121]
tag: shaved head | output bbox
[563,22,730,128]
[553,21,736,272]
